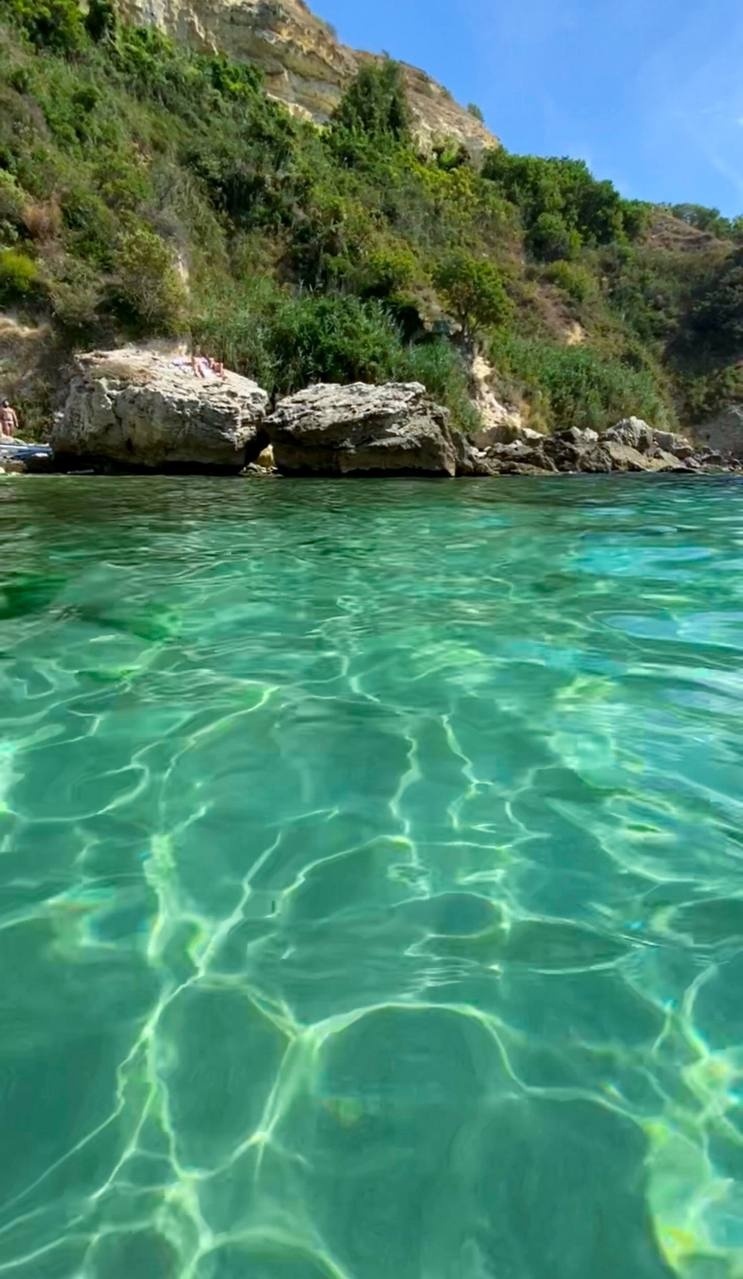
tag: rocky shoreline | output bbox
[21,348,742,479]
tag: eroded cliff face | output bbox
[115,0,499,157]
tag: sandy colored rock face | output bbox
[265,381,460,475]
[52,348,269,470]
[114,0,499,158]
[694,406,743,458]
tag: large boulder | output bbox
[603,417,655,453]
[603,418,695,460]
[265,382,461,476]
[604,440,659,472]
[653,429,694,458]
[52,348,269,471]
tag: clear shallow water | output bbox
[1,475,743,1279]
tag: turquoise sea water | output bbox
[1,475,743,1278]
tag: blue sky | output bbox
[314,0,743,216]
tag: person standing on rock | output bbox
[0,400,19,438]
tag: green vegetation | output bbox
[433,252,512,339]
[665,203,743,242]
[0,0,740,433]
[490,332,670,433]
[0,247,42,303]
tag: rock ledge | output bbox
[52,348,269,472]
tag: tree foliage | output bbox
[667,203,743,242]
[0,0,85,50]
[690,250,743,354]
[482,149,643,252]
[332,59,411,148]
[434,252,512,338]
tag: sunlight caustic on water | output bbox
[1,476,742,1278]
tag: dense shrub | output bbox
[433,252,512,338]
[0,0,85,51]
[690,250,743,354]
[332,59,411,147]
[0,247,42,304]
[544,259,596,303]
[527,212,581,262]
[105,224,187,334]
[357,243,423,299]
[490,332,671,432]
[0,170,26,236]
[482,150,640,248]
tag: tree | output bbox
[482,149,641,246]
[467,103,484,122]
[332,59,411,146]
[2,0,85,52]
[691,249,743,353]
[106,225,187,335]
[434,251,512,339]
[85,0,116,42]
[527,211,581,262]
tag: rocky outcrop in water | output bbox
[50,354,742,478]
[52,348,269,471]
[463,421,741,477]
[115,0,498,159]
[265,381,466,476]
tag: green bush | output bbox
[0,169,26,233]
[482,150,638,247]
[270,294,404,393]
[358,243,422,299]
[0,248,42,304]
[690,250,743,354]
[434,251,512,338]
[105,224,187,335]
[332,59,411,148]
[398,340,480,432]
[47,254,102,336]
[527,211,581,262]
[544,259,596,303]
[0,0,85,52]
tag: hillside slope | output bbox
[115,0,498,157]
[0,0,740,440]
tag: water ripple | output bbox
[0,475,742,1277]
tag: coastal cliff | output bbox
[0,0,740,445]
[114,0,498,157]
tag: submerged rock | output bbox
[265,381,462,476]
[52,348,269,472]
